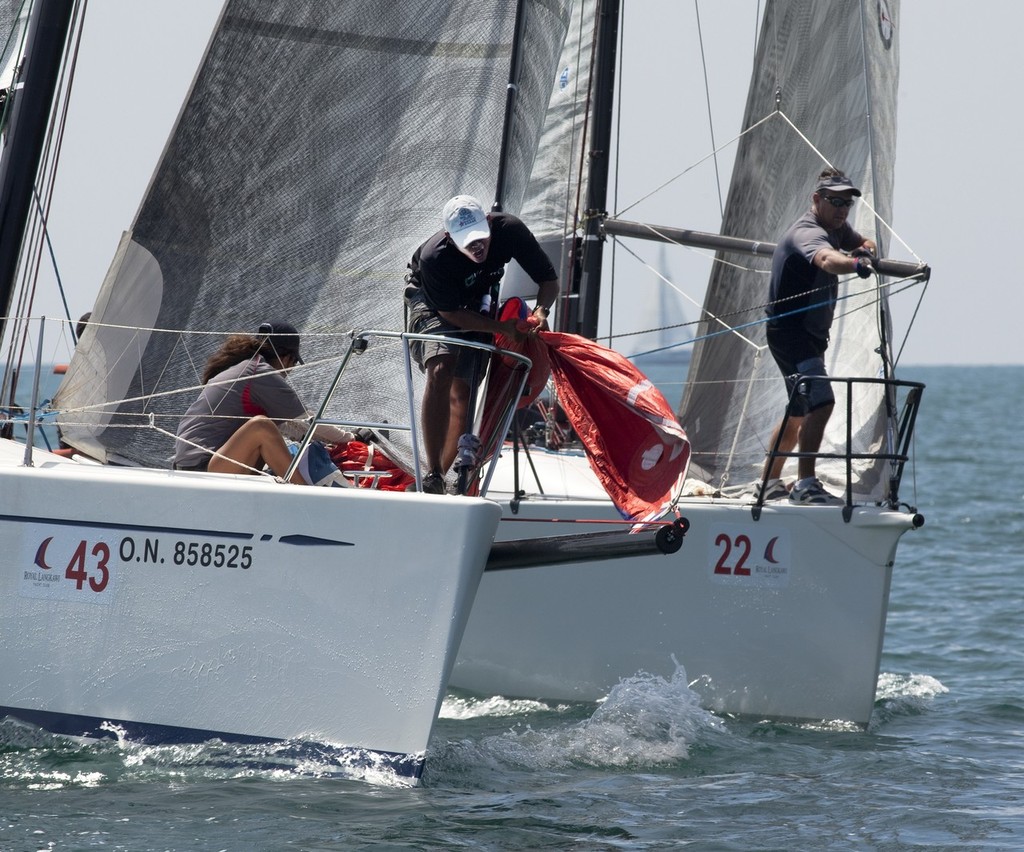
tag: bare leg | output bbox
[796,403,833,480]
[208,416,305,484]
[440,377,471,472]
[422,354,456,474]
[763,414,803,481]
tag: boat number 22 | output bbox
[713,532,751,576]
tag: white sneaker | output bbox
[788,478,844,506]
[753,478,789,501]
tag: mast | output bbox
[0,0,73,337]
[491,0,528,213]
[568,0,619,338]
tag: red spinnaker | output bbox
[541,332,690,523]
[492,305,689,523]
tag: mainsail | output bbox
[55,1,574,468]
[501,0,595,301]
[0,1,26,95]
[678,0,901,500]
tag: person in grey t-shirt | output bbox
[173,321,350,482]
[761,169,877,506]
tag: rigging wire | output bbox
[774,110,920,263]
[31,186,71,336]
[693,0,724,220]
[610,234,760,353]
[754,0,761,55]
[604,229,926,358]
[891,275,930,369]
[605,0,627,351]
[558,3,589,289]
[557,0,599,330]
[604,98,927,362]
[2,0,86,384]
[613,111,774,220]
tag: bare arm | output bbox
[438,277,560,339]
[813,242,876,276]
[280,417,355,446]
[530,278,560,330]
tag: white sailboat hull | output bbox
[454,452,918,727]
[0,440,499,781]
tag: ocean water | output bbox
[2,364,64,450]
[3,364,1023,851]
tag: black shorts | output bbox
[765,325,835,417]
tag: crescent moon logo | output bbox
[764,537,780,564]
[34,537,55,570]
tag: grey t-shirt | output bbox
[173,356,306,467]
[766,210,864,343]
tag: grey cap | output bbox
[815,174,861,196]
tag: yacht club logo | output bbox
[877,0,894,49]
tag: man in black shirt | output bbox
[405,195,559,493]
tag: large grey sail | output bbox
[0,0,26,91]
[503,0,595,299]
[678,0,900,499]
[55,0,573,467]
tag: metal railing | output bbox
[6,321,535,496]
[752,374,925,522]
[284,329,534,495]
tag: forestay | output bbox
[678,0,900,500]
[55,1,574,470]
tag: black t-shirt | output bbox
[407,212,556,313]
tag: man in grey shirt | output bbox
[761,169,877,505]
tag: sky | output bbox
[23,2,1021,366]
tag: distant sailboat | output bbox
[627,245,692,403]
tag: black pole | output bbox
[486,523,685,572]
[491,0,527,214]
[572,0,620,339]
[0,0,73,334]
[453,0,527,495]
[602,217,929,280]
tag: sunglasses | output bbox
[821,194,856,209]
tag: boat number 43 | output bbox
[709,524,791,588]
[18,523,254,605]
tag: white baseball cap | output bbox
[442,195,490,248]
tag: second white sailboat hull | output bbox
[454,455,918,727]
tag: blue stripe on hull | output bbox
[0,705,424,780]
[0,515,354,547]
